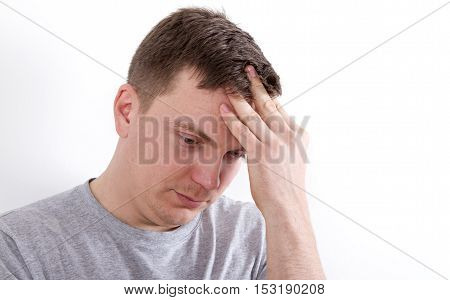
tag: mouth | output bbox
[173,190,205,209]
[176,192,201,202]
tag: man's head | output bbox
[127,7,281,113]
[110,7,281,229]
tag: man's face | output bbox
[124,68,245,227]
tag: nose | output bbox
[191,159,222,191]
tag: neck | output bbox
[89,144,179,232]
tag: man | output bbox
[0,7,325,280]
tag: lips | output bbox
[173,190,205,209]
[175,191,202,202]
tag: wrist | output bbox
[259,198,311,225]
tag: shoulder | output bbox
[0,185,84,279]
[0,184,83,242]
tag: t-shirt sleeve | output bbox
[0,226,32,280]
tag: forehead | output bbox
[147,68,240,148]
[165,67,231,113]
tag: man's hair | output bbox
[127,7,281,113]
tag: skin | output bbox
[221,65,325,279]
[90,65,325,279]
[90,67,244,232]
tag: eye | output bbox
[179,134,200,146]
[226,150,246,159]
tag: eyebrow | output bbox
[172,120,218,147]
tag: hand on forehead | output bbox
[151,68,245,151]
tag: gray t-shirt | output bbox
[0,178,267,280]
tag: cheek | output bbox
[131,135,188,190]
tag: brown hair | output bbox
[127,7,281,113]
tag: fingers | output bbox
[219,103,259,152]
[245,65,290,134]
[272,95,308,149]
[226,91,273,143]
[271,96,300,132]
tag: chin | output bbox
[160,206,199,226]
[151,190,205,225]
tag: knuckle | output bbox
[234,123,246,136]
[263,99,276,111]
[271,96,281,105]
[250,112,262,122]
[253,82,265,89]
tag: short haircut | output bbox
[127,7,281,113]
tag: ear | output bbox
[113,84,139,138]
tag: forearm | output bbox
[262,199,326,280]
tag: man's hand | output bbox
[219,65,325,279]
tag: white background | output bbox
[0,0,448,279]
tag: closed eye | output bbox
[226,149,247,159]
[179,134,201,146]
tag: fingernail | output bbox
[220,103,231,113]
[246,65,256,78]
